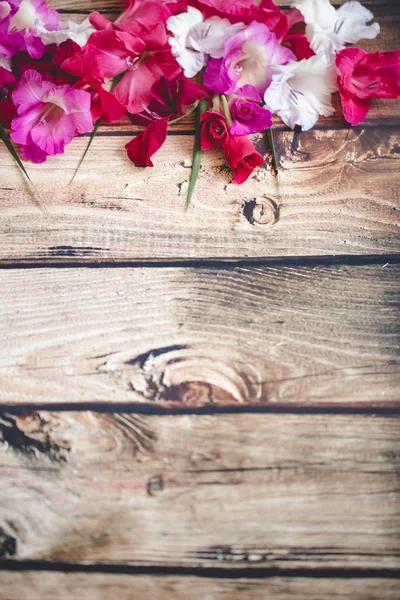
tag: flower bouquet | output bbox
[1,0,399,207]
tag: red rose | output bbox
[200,111,229,151]
[224,135,264,184]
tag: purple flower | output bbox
[204,21,295,95]
[0,0,59,59]
[11,69,93,163]
[229,84,273,135]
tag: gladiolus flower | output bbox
[264,54,337,130]
[10,69,93,163]
[167,7,245,78]
[336,47,400,126]
[190,0,282,29]
[62,26,181,114]
[204,21,295,95]
[293,0,379,58]
[0,0,59,59]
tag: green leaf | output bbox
[69,75,123,185]
[186,97,208,211]
[265,127,279,177]
[69,119,101,185]
[0,122,46,211]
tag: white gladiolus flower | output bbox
[167,7,245,78]
[264,54,338,131]
[38,17,95,47]
[293,0,380,57]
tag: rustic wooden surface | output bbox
[1,263,399,406]
[1,0,400,598]
[0,412,399,569]
[2,572,400,600]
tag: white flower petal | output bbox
[264,54,337,130]
[167,7,204,47]
[169,38,206,78]
[0,54,12,71]
[293,0,379,57]
[189,17,245,58]
[38,17,95,47]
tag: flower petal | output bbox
[125,116,169,167]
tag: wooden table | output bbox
[1,0,399,598]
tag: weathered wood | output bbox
[2,128,400,262]
[0,412,399,569]
[1,571,399,600]
[1,263,399,406]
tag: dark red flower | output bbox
[126,75,208,167]
[126,116,169,167]
[224,135,264,184]
[273,8,313,61]
[13,42,78,85]
[131,75,209,125]
[336,48,400,126]
[200,111,229,150]
[0,67,17,127]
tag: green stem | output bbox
[266,128,279,176]
[186,97,209,211]
[69,119,101,185]
[0,122,46,211]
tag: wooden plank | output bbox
[1,127,400,262]
[1,571,399,600]
[0,412,399,569]
[0,263,399,406]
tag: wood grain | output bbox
[2,128,400,262]
[0,412,399,569]
[1,571,399,600]
[0,263,399,406]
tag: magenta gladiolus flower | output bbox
[63,26,181,114]
[204,21,295,95]
[336,47,400,126]
[229,85,273,135]
[11,69,93,163]
[0,0,59,59]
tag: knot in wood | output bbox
[242,197,278,226]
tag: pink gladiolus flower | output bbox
[190,0,282,29]
[89,0,187,34]
[62,26,181,114]
[204,21,295,95]
[0,0,59,59]
[229,84,273,135]
[10,69,93,163]
[336,47,400,126]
